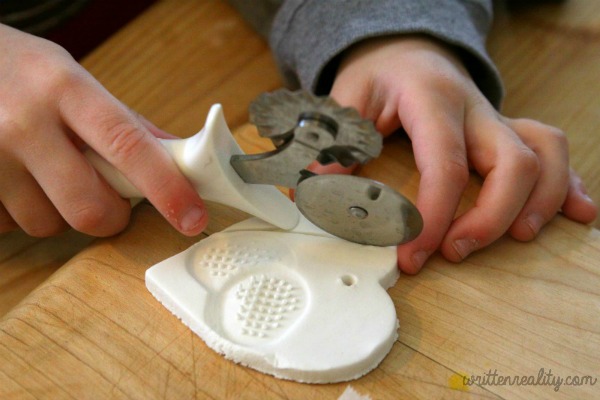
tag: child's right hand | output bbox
[0,24,208,237]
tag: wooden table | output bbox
[1,1,599,399]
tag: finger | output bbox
[58,73,208,236]
[0,166,68,237]
[395,96,468,274]
[0,202,18,234]
[21,126,132,236]
[331,70,401,136]
[441,114,540,261]
[505,119,570,240]
[307,160,359,176]
[562,169,598,223]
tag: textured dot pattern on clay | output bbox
[235,274,301,338]
[198,244,279,278]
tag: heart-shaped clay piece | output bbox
[145,217,399,383]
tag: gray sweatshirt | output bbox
[228,0,503,108]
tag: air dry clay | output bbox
[146,217,400,383]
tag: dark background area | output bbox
[0,0,157,60]
[45,0,157,60]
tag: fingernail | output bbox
[525,213,544,236]
[411,250,430,271]
[452,238,479,260]
[180,205,207,233]
[582,193,595,204]
[576,181,594,203]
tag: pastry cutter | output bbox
[85,89,422,246]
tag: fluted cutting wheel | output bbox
[295,174,423,246]
[249,89,382,163]
[248,89,423,246]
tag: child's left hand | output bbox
[329,35,597,273]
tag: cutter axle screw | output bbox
[348,206,368,219]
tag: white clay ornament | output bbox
[146,216,399,383]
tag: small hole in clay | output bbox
[367,185,382,200]
[340,275,357,287]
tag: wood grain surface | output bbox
[1,0,599,399]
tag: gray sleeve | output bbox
[229,0,504,108]
[226,0,282,39]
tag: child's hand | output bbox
[0,24,208,237]
[330,35,597,273]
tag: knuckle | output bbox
[0,117,26,149]
[546,126,569,148]
[442,153,470,188]
[512,147,540,178]
[427,72,461,93]
[515,118,569,149]
[23,54,81,94]
[67,201,127,236]
[103,119,147,163]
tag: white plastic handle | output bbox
[85,104,300,230]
